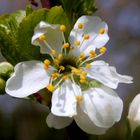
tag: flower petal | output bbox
[51,80,81,117]
[46,113,73,129]
[80,86,123,128]
[6,61,50,98]
[85,60,133,89]
[69,16,109,56]
[74,105,107,135]
[128,94,140,133]
[32,21,63,55]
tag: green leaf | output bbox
[0,11,26,65]
[16,6,71,61]
[0,6,71,64]
[51,0,97,24]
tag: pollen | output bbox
[78,23,84,29]
[63,75,69,80]
[79,53,85,59]
[74,41,81,46]
[38,34,46,41]
[89,50,97,58]
[44,59,51,66]
[60,25,66,32]
[80,79,87,83]
[54,59,59,65]
[99,47,107,54]
[76,96,83,103]
[86,63,91,69]
[99,27,105,34]
[51,73,59,79]
[63,43,70,48]
[58,53,63,60]
[60,65,65,71]
[46,84,55,92]
[83,34,90,40]
[51,50,56,56]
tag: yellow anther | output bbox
[83,34,90,40]
[63,75,69,80]
[78,23,84,29]
[74,41,81,46]
[82,71,88,76]
[72,69,80,75]
[99,27,105,34]
[63,43,70,48]
[58,53,63,60]
[89,50,97,58]
[60,25,66,32]
[51,73,59,79]
[80,75,86,81]
[38,34,46,41]
[86,63,91,69]
[99,47,107,54]
[46,84,55,92]
[54,59,59,65]
[80,79,87,83]
[44,59,51,66]
[79,53,85,59]
[44,64,49,69]
[76,96,83,103]
[51,50,56,56]
[60,65,65,71]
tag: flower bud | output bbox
[0,77,6,94]
[0,62,14,80]
[128,94,140,134]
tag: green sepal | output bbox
[0,62,14,80]
[0,77,6,95]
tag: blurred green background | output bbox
[0,0,140,140]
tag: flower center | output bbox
[38,24,107,92]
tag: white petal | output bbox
[32,21,63,55]
[51,80,81,117]
[6,61,50,98]
[128,94,140,133]
[85,60,133,89]
[74,105,107,135]
[69,16,109,56]
[46,113,73,129]
[80,86,123,128]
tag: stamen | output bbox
[60,65,65,71]
[54,59,59,65]
[51,50,56,56]
[89,50,97,58]
[63,43,70,48]
[60,25,66,32]
[74,41,81,46]
[79,53,86,59]
[99,47,107,54]
[99,27,105,34]
[76,96,83,103]
[46,84,55,92]
[83,34,90,40]
[78,23,84,29]
[51,73,59,79]
[58,53,63,60]
[63,75,69,80]
[38,34,46,41]
[44,59,50,65]
[44,59,51,69]
[86,63,91,69]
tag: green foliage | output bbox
[0,77,6,95]
[0,6,70,65]
[51,0,97,24]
